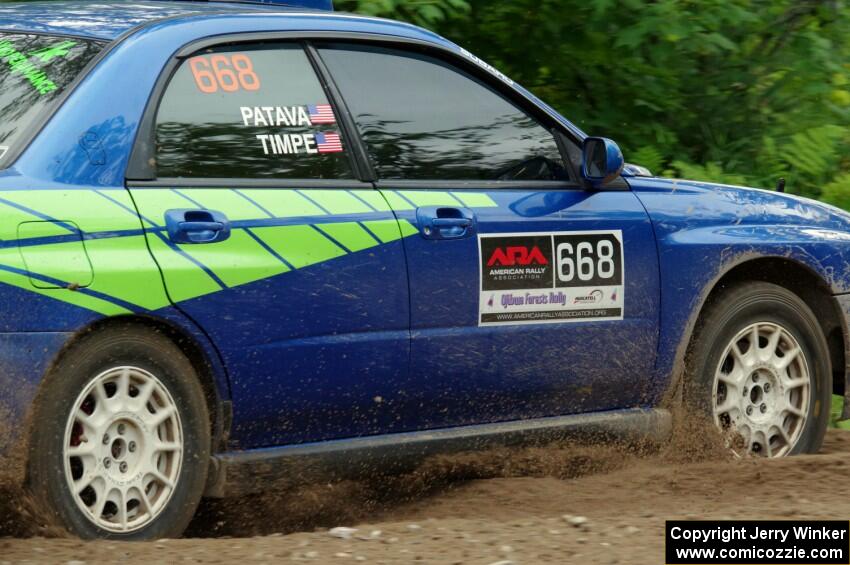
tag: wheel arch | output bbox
[665,255,848,408]
[704,258,846,395]
[33,314,231,453]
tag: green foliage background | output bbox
[336,0,850,207]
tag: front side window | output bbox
[318,44,569,182]
[0,33,103,168]
[155,43,352,179]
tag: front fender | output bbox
[647,223,850,407]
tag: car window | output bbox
[318,43,570,182]
[155,43,353,179]
[0,33,103,169]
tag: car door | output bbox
[317,42,661,429]
[127,41,412,449]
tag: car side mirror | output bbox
[581,137,625,188]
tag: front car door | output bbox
[127,40,412,448]
[317,41,661,428]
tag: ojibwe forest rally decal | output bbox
[478,231,624,326]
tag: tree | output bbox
[335,0,468,28]
[339,1,850,207]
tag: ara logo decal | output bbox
[478,231,625,327]
[487,246,549,267]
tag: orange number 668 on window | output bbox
[189,54,261,94]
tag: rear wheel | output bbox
[685,282,830,457]
[28,325,210,539]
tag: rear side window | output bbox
[318,44,569,182]
[0,34,102,168]
[155,43,353,179]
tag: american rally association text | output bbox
[669,525,848,545]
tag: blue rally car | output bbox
[1,0,849,540]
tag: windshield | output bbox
[0,33,104,168]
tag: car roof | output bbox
[0,0,338,41]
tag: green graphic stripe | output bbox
[0,200,69,240]
[251,224,346,269]
[397,220,419,238]
[82,236,172,311]
[306,190,372,215]
[2,189,174,311]
[451,192,498,208]
[363,219,406,243]
[0,188,502,317]
[19,239,94,289]
[316,223,381,252]
[180,189,267,221]
[351,190,391,211]
[398,191,463,207]
[146,235,222,303]
[5,189,144,234]
[0,266,130,316]
[240,190,325,217]
[178,229,289,289]
[130,189,197,227]
[381,191,415,211]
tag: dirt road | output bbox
[2,430,849,564]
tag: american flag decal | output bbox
[316,132,343,153]
[308,104,336,125]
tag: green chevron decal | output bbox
[0,188,499,316]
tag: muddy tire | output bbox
[27,325,210,539]
[685,281,830,457]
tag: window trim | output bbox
[169,32,586,140]
[311,37,586,187]
[373,179,579,191]
[126,178,374,189]
[127,38,361,182]
[304,42,375,182]
[126,30,592,187]
[373,178,630,192]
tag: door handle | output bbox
[432,218,473,229]
[165,209,231,244]
[416,206,477,240]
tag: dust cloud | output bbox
[0,408,726,542]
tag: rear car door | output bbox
[127,41,411,448]
[318,42,661,428]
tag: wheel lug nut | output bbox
[746,406,753,416]
[119,462,128,473]
[103,458,111,468]
[764,383,771,392]
[752,374,759,383]
[129,441,136,453]
[117,423,125,435]
[760,403,767,413]
[102,433,109,445]
[743,387,748,396]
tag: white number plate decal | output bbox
[478,230,624,326]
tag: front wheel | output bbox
[27,325,210,539]
[685,282,830,457]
